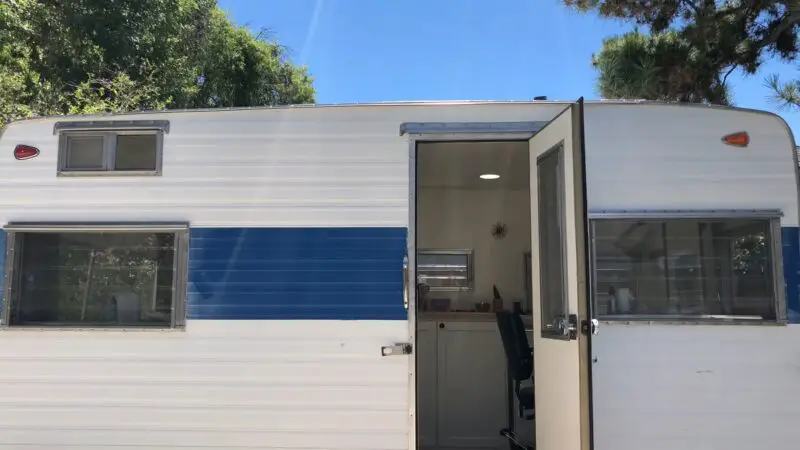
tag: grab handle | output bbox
[402,255,409,311]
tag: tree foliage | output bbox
[593,31,731,104]
[0,0,314,128]
[766,66,800,110]
[567,0,800,104]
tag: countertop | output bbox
[419,311,534,327]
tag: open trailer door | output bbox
[529,98,596,450]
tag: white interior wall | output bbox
[417,187,531,310]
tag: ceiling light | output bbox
[480,173,500,180]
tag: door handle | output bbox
[382,343,412,356]
[402,256,409,311]
[545,314,578,340]
[562,314,578,339]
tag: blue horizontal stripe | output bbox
[186,226,800,322]
[187,227,407,320]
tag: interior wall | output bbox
[417,187,531,310]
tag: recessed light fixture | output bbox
[480,173,500,180]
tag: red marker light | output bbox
[13,144,40,160]
[721,131,749,148]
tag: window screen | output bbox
[592,218,777,320]
[115,134,158,171]
[65,136,105,170]
[10,231,177,327]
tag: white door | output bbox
[529,98,596,450]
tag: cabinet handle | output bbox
[439,323,445,329]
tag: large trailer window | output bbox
[2,225,188,328]
[591,217,781,321]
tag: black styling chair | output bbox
[496,310,534,450]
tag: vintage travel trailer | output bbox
[0,99,796,450]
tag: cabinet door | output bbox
[437,321,508,449]
[416,321,439,449]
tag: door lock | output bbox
[381,343,412,357]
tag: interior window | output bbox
[9,231,178,327]
[417,250,473,291]
[592,218,776,320]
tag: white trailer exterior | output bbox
[0,100,797,450]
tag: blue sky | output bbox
[219,0,800,138]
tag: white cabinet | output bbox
[417,320,439,449]
[417,319,511,450]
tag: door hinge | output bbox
[381,343,413,357]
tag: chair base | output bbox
[500,428,534,450]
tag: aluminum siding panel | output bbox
[583,105,800,450]
[0,321,409,449]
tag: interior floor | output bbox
[414,140,536,450]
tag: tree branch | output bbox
[721,65,737,85]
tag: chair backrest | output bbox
[495,311,533,382]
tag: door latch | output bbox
[381,343,412,357]
[581,318,599,336]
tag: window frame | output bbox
[536,142,570,340]
[416,248,475,292]
[1,222,190,330]
[55,120,169,177]
[588,210,787,325]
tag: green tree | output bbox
[766,66,800,110]
[567,0,800,104]
[593,31,731,104]
[0,0,314,128]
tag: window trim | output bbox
[56,121,167,177]
[1,222,189,330]
[416,248,475,292]
[588,210,787,325]
[53,119,170,134]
